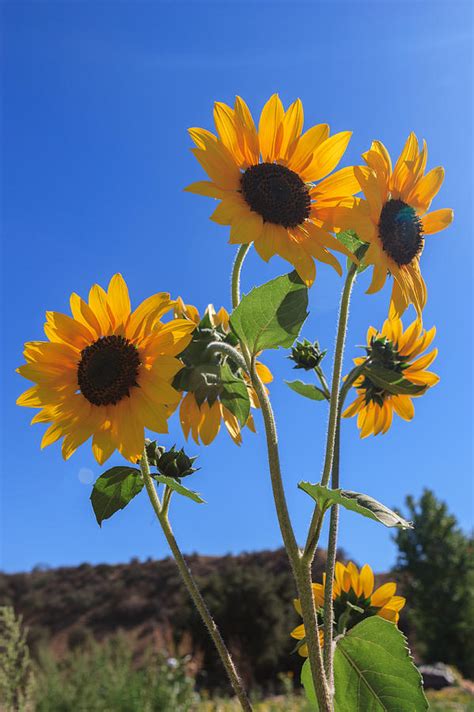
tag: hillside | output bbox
[0,548,395,691]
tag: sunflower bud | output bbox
[156,445,198,479]
[146,440,198,479]
[289,339,326,370]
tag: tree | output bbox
[393,489,473,676]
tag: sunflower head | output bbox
[173,300,271,445]
[328,133,453,316]
[343,317,439,437]
[290,561,405,657]
[186,94,361,286]
[16,274,195,464]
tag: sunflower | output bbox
[290,561,405,656]
[186,94,361,286]
[325,133,453,316]
[17,274,195,464]
[343,317,439,438]
[174,300,272,445]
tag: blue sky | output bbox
[1,0,472,574]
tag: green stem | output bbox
[322,424,340,689]
[231,245,331,709]
[303,263,358,563]
[231,244,251,309]
[250,365,332,712]
[139,449,252,711]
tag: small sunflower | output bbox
[186,94,360,285]
[290,561,405,656]
[174,300,272,445]
[325,133,453,316]
[343,317,439,438]
[17,274,195,464]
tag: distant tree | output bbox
[393,489,474,676]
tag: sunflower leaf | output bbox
[362,365,427,396]
[298,482,412,529]
[90,467,143,526]
[285,380,328,401]
[337,230,369,273]
[154,475,205,504]
[219,363,251,427]
[301,618,428,711]
[230,271,308,355]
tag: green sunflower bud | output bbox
[152,443,198,479]
[289,339,326,371]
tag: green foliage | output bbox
[34,634,197,711]
[90,466,143,526]
[219,362,251,426]
[298,482,412,529]
[393,489,474,677]
[301,618,427,711]
[154,475,205,504]
[337,230,369,273]
[230,272,308,355]
[0,606,35,711]
[361,364,427,397]
[285,381,327,401]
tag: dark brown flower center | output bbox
[77,335,141,406]
[378,199,423,266]
[240,163,311,228]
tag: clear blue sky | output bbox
[1,1,472,574]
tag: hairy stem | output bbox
[140,448,252,711]
[322,425,340,689]
[302,262,358,698]
[303,263,358,563]
[231,245,331,709]
[250,365,332,711]
[231,244,251,309]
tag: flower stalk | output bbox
[139,447,252,711]
[232,246,332,711]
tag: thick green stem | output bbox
[140,449,252,711]
[322,425,340,688]
[302,263,358,702]
[251,366,332,711]
[231,244,251,309]
[231,245,331,709]
[303,263,358,564]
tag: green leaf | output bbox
[301,618,428,711]
[230,271,308,355]
[337,230,369,273]
[90,467,143,526]
[219,363,251,427]
[154,475,205,504]
[298,482,412,529]
[285,380,327,401]
[362,365,427,396]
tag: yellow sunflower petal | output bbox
[258,93,284,162]
[184,181,225,199]
[107,273,131,330]
[229,211,264,245]
[301,131,352,183]
[371,582,397,608]
[421,209,454,235]
[359,564,375,598]
[199,401,222,445]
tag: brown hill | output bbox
[1,547,396,692]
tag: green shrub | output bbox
[34,634,197,712]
